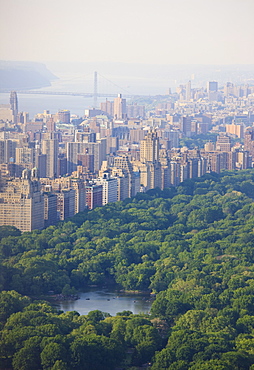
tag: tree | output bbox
[40,342,68,369]
[12,336,42,370]
[0,226,21,240]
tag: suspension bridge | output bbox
[0,72,143,108]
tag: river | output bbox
[53,289,154,316]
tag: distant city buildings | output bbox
[1,81,254,232]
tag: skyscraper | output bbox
[113,155,136,197]
[186,80,191,101]
[140,131,159,163]
[95,172,118,205]
[0,139,17,164]
[180,116,192,138]
[114,94,127,120]
[86,183,103,209]
[10,91,18,124]
[42,137,58,178]
[207,81,218,101]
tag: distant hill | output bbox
[0,61,58,90]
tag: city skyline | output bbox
[1,0,254,65]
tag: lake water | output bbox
[53,289,154,316]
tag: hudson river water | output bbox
[53,289,154,316]
[0,71,117,118]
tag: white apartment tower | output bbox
[42,138,58,178]
[114,94,127,120]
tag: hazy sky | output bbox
[1,0,254,65]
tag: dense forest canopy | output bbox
[1,169,254,369]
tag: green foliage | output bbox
[2,169,254,368]
[0,225,21,240]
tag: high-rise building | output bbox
[0,105,15,122]
[41,138,58,178]
[216,134,231,152]
[77,153,94,172]
[186,80,191,101]
[67,139,106,174]
[180,116,192,137]
[44,193,58,228]
[113,155,137,197]
[0,139,17,164]
[36,153,47,178]
[0,169,44,232]
[10,91,18,124]
[56,189,75,220]
[170,161,180,186]
[58,110,70,124]
[225,122,244,139]
[86,183,103,209]
[111,167,129,201]
[140,131,160,163]
[40,176,86,216]
[114,94,127,120]
[244,128,254,157]
[100,99,114,117]
[207,81,218,101]
[15,146,36,167]
[95,172,118,205]
[126,104,145,118]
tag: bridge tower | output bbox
[93,71,98,108]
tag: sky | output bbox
[1,0,254,65]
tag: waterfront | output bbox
[0,70,108,119]
[53,289,154,316]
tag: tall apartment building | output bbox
[67,139,106,174]
[56,189,76,221]
[207,81,218,101]
[216,134,231,152]
[186,80,192,101]
[132,160,161,191]
[0,169,44,232]
[10,91,18,124]
[225,123,244,139]
[159,149,171,189]
[180,116,192,137]
[137,131,162,191]
[44,193,58,228]
[111,167,129,201]
[95,172,118,205]
[40,176,86,216]
[41,137,58,178]
[15,146,36,168]
[58,110,70,124]
[113,155,137,197]
[140,131,160,163]
[244,128,254,157]
[114,94,127,120]
[0,139,17,164]
[86,183,103,210]
[100,99,114,117]
[170,161,180,186]
[164,130,180,149]
[127,104,145,118]
[0,105,15,122]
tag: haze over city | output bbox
[1,0,254,66]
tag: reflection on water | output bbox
[54,289,154,316]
